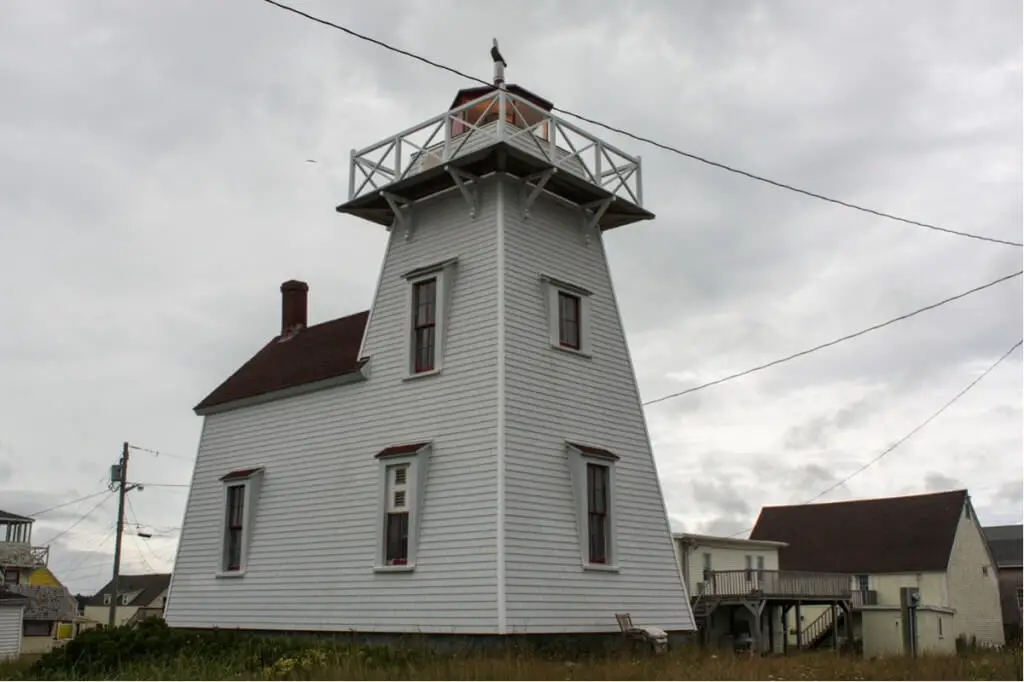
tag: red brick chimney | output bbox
[280,280,308,336]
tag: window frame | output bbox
[541,275,593,357]
[565,442,618,572]
[22,620,51,638]
[374,442,432,573]
[2,568,19,585]
[215,467,264,578]
[402,258,458,379]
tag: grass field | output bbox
[2,622,1020,681]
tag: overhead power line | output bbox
[128,443,195,463]
[725,338,1023,538]
[26,490,109,518]
[261,0,1023,249]
[37,493,113,547]
[642,270,1022,407]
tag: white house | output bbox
[165,56,694,640]
[751,489,1005,657]
[0,589,28,661]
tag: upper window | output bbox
[374,443,432,572]
[566,442,618,570]
[102,594,111,606]
[855,574,870,592]
[412,278,437,373]
[745,554,753,581]
[23,620,51,638]
[217,467,264,577]
[403,258,457,378]
[558,292,581,350]
[2,568,19,585]
[542,276,592,356]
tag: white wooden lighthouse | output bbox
[165,46,694,639]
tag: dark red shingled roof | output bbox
[194,310,369,412]
[567,443,620,460]
[375,443,431,458]
[749,489,968,574]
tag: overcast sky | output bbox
[1,0,1021,596]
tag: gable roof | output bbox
[194,310,369,413]
[749,489,968,574]
[83,573,172,608]
[0,509,34,523]
[984,524,1023,568]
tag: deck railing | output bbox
[0,542,49,568]
[347,88,643,207]
[697,569,852,600]
[851,589,879,608]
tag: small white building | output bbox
[165,53,694,641]
[0,590,28,661]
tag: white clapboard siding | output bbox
[502,187,694,633]
[166,188,501,633]
[0,605,23,661]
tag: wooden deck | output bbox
[697,569,852,601]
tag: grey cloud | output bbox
[924,472,962,492]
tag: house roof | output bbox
[984,524,1023,568]
[0,509,34,523]
[83,573,172,608]
[194,310,369,413]
[749,489,968,574]
[674,532,788,550]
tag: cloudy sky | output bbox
[1,0,1020,596]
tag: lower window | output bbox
[587,462,610,564]
[23,620,52,637]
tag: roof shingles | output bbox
[195,310,369,412]
[750,489,968,574]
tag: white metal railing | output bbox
[0,542,49,568]
[347,88,643,207]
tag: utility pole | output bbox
[108,442,129,627]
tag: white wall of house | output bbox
[860,606,956,658]
[0,604,23,661]
[673,535,781,598]
[946,501,1005,646]
[166,177,693,635]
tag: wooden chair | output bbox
[615,612,668,654]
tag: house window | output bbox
[224,484,245,571]
[702,552,712,580]
[385,464,410,565]
[855,574,870,592]
[586,462,610,564]
[412,278,437,373]
[2,568,18,585]
[375,443,432,571]
[217,467,264,576]
[121,594,131,606]
[402,258,457,379]
[938,615,944,638]
[23,620,51,637]
[566,442,618,570]
[745,555,753,581]
[558,292,581,350]
[981,565,988,576]
[542,276,593,356]
[756,555,765,579]
[102,594,111,606]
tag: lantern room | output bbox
[447,84,554,140]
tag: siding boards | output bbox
[166,188,500,634]
[501,185,693,632]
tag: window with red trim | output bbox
[587,462,609,564]
[224,484,245,571]
[558,292,581,350]
[413,278,437,373]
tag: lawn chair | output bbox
[615,612,668,654]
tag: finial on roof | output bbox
[491,38,506,88]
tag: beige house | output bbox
[673,532,854,653]
[751,489,1004,657]
[80,573,170,629]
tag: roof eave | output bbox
[194,361,369,416]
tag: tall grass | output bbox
[2,622,1020,681]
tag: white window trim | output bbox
[541,275,593,358]
[102,594,111,606]
[565,441,619,572]
[373,443,432,573]
[402,258,458,380]
[215,467,264,578]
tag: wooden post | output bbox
[768,604,775,654]
[795,601,803,649]
[830,603,838,651]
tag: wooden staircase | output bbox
[800,607,843,649]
